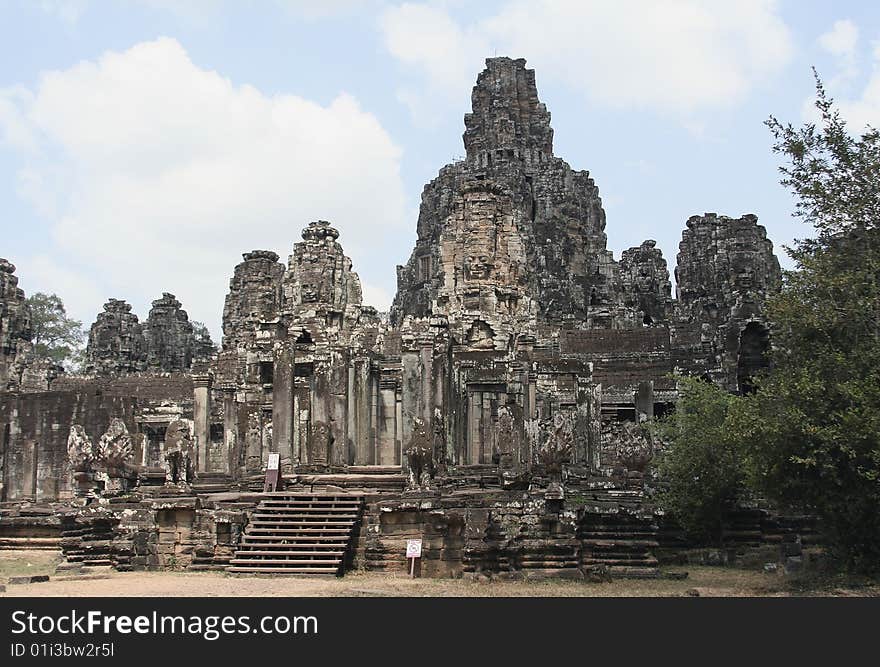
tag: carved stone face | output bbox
[300,285,319,303]
[734,268,754,289]
[465,254,494,280]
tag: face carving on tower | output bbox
[465,254,494,280]
[458,188,507,285]
[733,266,755,290]
[300,284,320,303]
[298,255,326,304]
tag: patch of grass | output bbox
[781,568,880,596]
[0,550,62,580]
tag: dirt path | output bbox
[0,550,875,597]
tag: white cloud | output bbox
[14,254,105,329]
[818,19,860,84]
[380,0,794,120]
[835,58,880,129]
[0,85,37,151]
[819,19,859,60]
[803,22,879,130]
[380,3,489,125]
[0,37,407,338]
[275,0,373,20]
[33,0,372,24]
[35,0,89,25]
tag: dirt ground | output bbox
[0,550,877,597]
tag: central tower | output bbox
[391,57,618,348]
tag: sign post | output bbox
[263,453,281,492]
[406,539,422,578]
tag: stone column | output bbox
[273,341,295,462]
[635,380,654,421]
[192,373,212,473]
[222,386,238,476]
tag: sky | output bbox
[1,1,879,340]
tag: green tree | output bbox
[190,320,216,357]
[728,75,880,572]
[653,377,746,545]
[25,292,86,370]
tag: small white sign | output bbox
[406,539,422,558]
[267,453,280,471]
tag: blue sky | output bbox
[1,1,879,339]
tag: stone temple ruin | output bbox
[0,58,813,578]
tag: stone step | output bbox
[230,558,341,566]
[259,498,361,504]
[234,550,345,557]
[583,557,659,566]
[254,511,357,523]
[250,516,355,524]
[343,465,402,475]
[254,504,361,512]
[227,566,339,575]
[240,534,350,542]
[295,474,405,487]
[229,492,362,577]
[249,524,355,531]
[582,539,660,548]
[254,507,360,514]
[262,492,364,498]
[246,526,351,534]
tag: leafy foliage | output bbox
[654,76,880,571]
[653,377,746,544]
[190,320,216,355]
[24,292,85,370]
[730,75,880,572]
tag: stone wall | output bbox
[356,489,660,579]
[0,390,139,501]
[57,496,249,571]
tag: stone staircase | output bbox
[578,513,660,578]
[228,492,363,575]
[59,516,117,567]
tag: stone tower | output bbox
[85,298,147,376]
[282,220,364,334]
[143,293,196,373]
[221,250,285,350]
[619,240,673,326]
[0,259,33,389]
[391,57,615,348]
[673,213,782,391]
